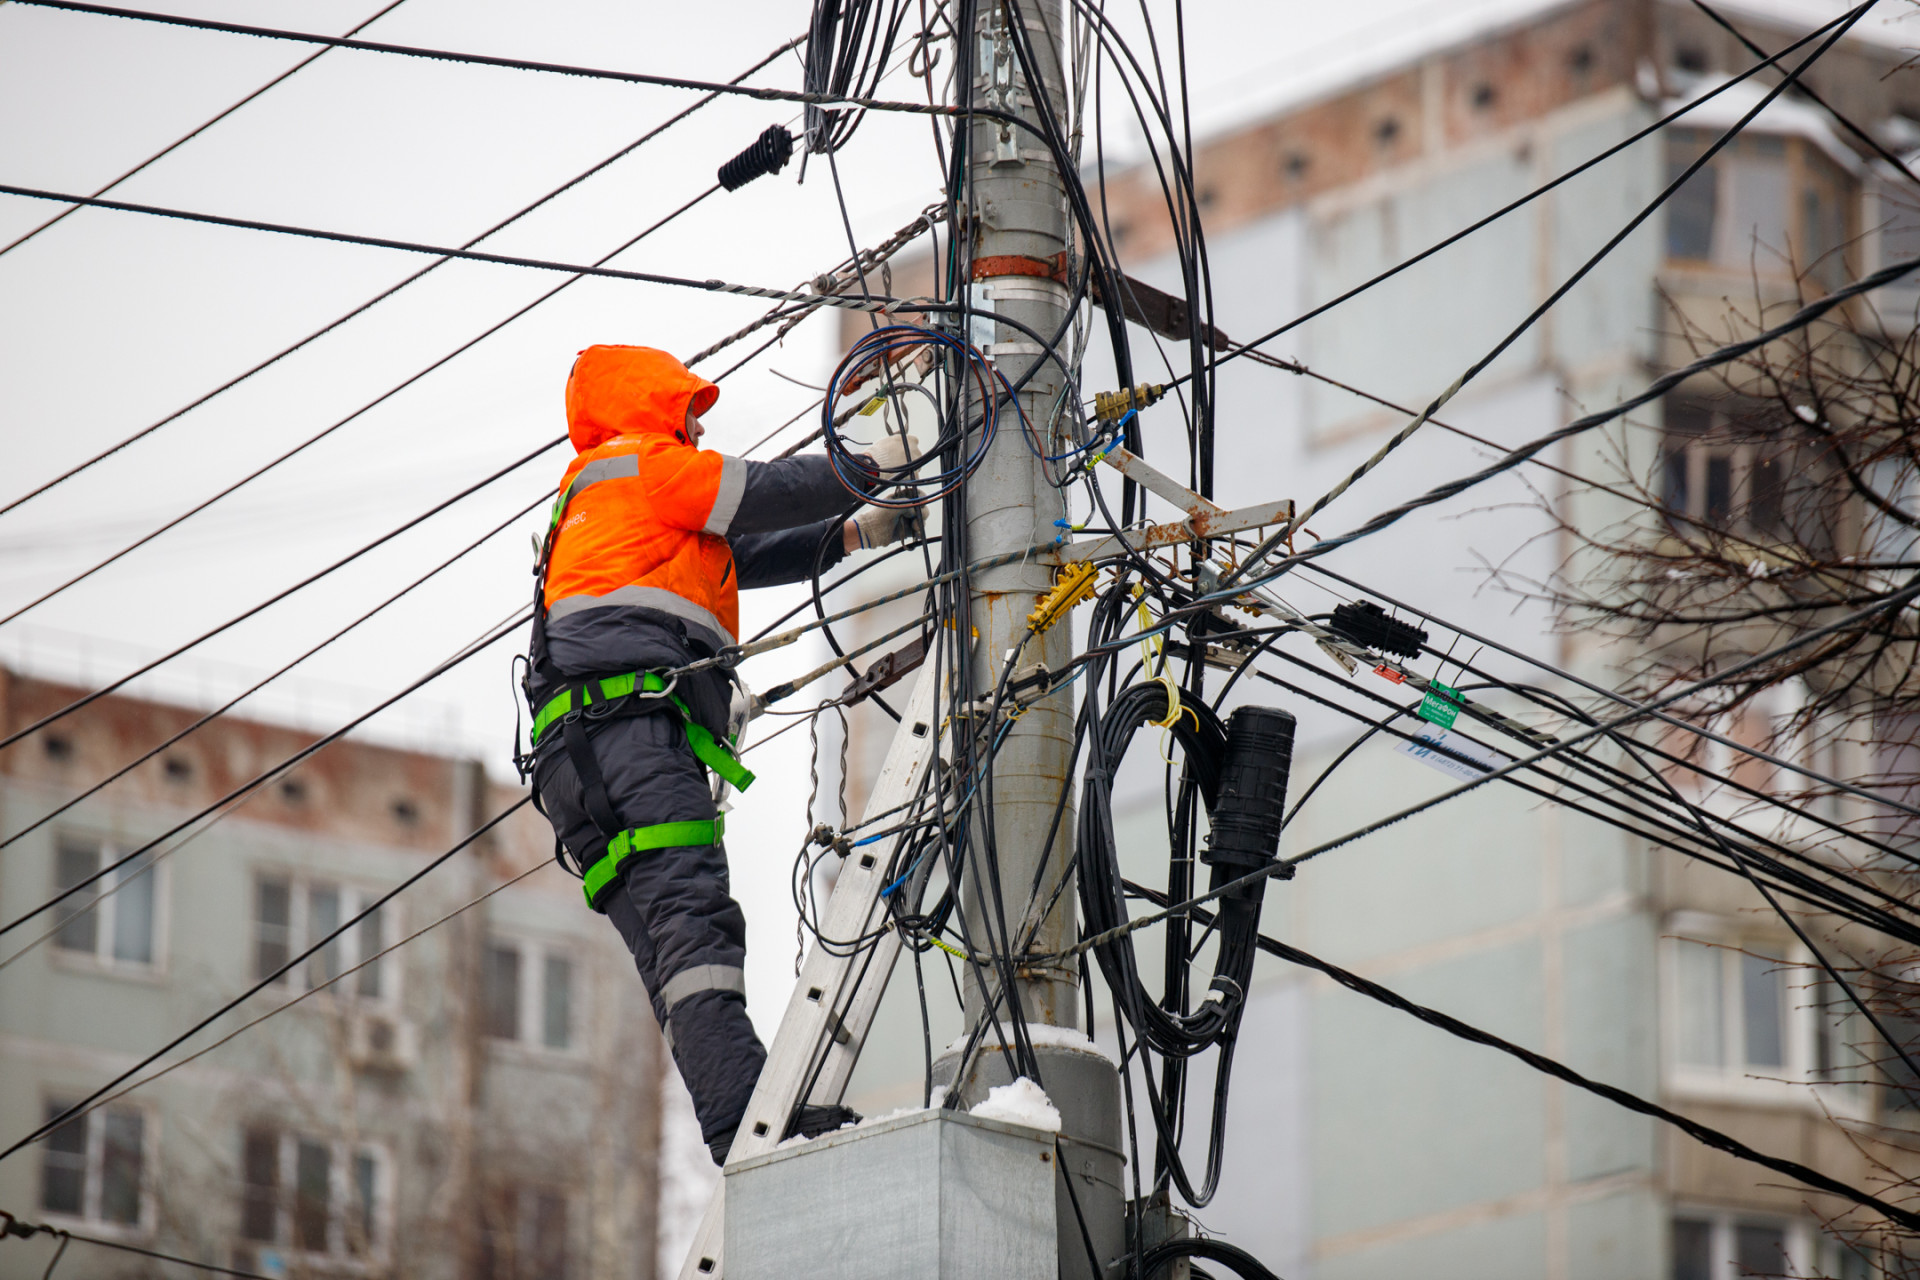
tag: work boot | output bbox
[705,1105,862,1166]
[783,1103,861,1143]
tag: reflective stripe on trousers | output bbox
[659,963,747,1050]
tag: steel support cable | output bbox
[0,33,805,523]
[0,791,534,1162]
[0,604,529,944]
[1222,617,1920,935]
[1240,648,1920,945]
[5,0,1030,128]
[34,859,551,1128]
[1152,5,1857,397]
[1592,694,1920,1098]
[1066,574,1920,957]
[0,489,545,855]
[1693,0,1920,189]
[0,0,411,260]
[0,434,558,757]
[0,180,725,628]
[1202,572,1920,889]
[1123,881,1920,1238]
[1204,247,1920,627]
[0,180,946,315]
[0,1211,276,1280]
[1260,353,1894,604]
[1220,0,1872,591]
[1299,560,1920,864]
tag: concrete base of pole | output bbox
[724,1109,1057,1280]
[934,1042,1126,1280]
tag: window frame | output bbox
[481,933,583,1058]
[251,870,401,1007]
[1662,915,1868,1118]
[235,1125,391,1267]
[1663,128,1859,280]
[1670,1209,1872,1280]
[37,1095,158,1239]
[48,833,169,979]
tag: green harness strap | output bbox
[582,815,726,908]
[532,671,755,791]
[531,670,755,909]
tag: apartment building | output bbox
[832,1,1920,1275]
[0,667,663,1279]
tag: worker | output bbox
[521,344,919,1164]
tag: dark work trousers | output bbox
[533,709,768,1150]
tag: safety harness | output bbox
[527,671,754,909]
[519,464,753,911]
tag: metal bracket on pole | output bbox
[1051,446,1293,563]
[678,666,946,1280]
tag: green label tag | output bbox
[1417,679,1462,729]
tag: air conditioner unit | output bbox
[348,1010,418,1073]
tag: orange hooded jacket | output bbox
[542,346,747,645]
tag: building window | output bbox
[52,835,160,971]
[1666,129,1855,279]
[1660,395,1837,552]
[1672,1213,1870,1280]
[253,874,392,1000]
[39,1099,148,1230]
[1667,927,1864,1106]
[479,1184,572,1280]
[483,938,577,1052]
[237,1126,383,1260]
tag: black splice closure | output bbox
[1328,599,1428,660]
[1205,706,1297,879]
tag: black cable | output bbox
[6,0,1019,127]
[1,1211,276,1280]
[1299,559,1920,833]
[0,609,529,940]
[0,0,410,259]
[0,438,560,754]
[0,181,721,627]
[1162,3,1863,391]
[0,490,545,853]
[0,180,863,346]
[1125,882,1920,1237]
[1,791,532,1161]
[1207,249,1920,609]
[0,32,804,522]
[1137,1237,1281,1280]
[1692,0,1920,189]
[1222,0,1872,590]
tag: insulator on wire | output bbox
[1328,600,1428,660]
[717,125,796,192]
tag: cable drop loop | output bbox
[717,124,796,191]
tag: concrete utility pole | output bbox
[932,3,1126,1274]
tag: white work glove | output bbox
[858,432,921,479]
[850,503,923,550]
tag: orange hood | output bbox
[564,345,719,454]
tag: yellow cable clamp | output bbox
[1093,382,1168,424]
[1027,561,1100,634]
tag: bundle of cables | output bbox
[1077,681,1295,1203]
[822,323,1009,506]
